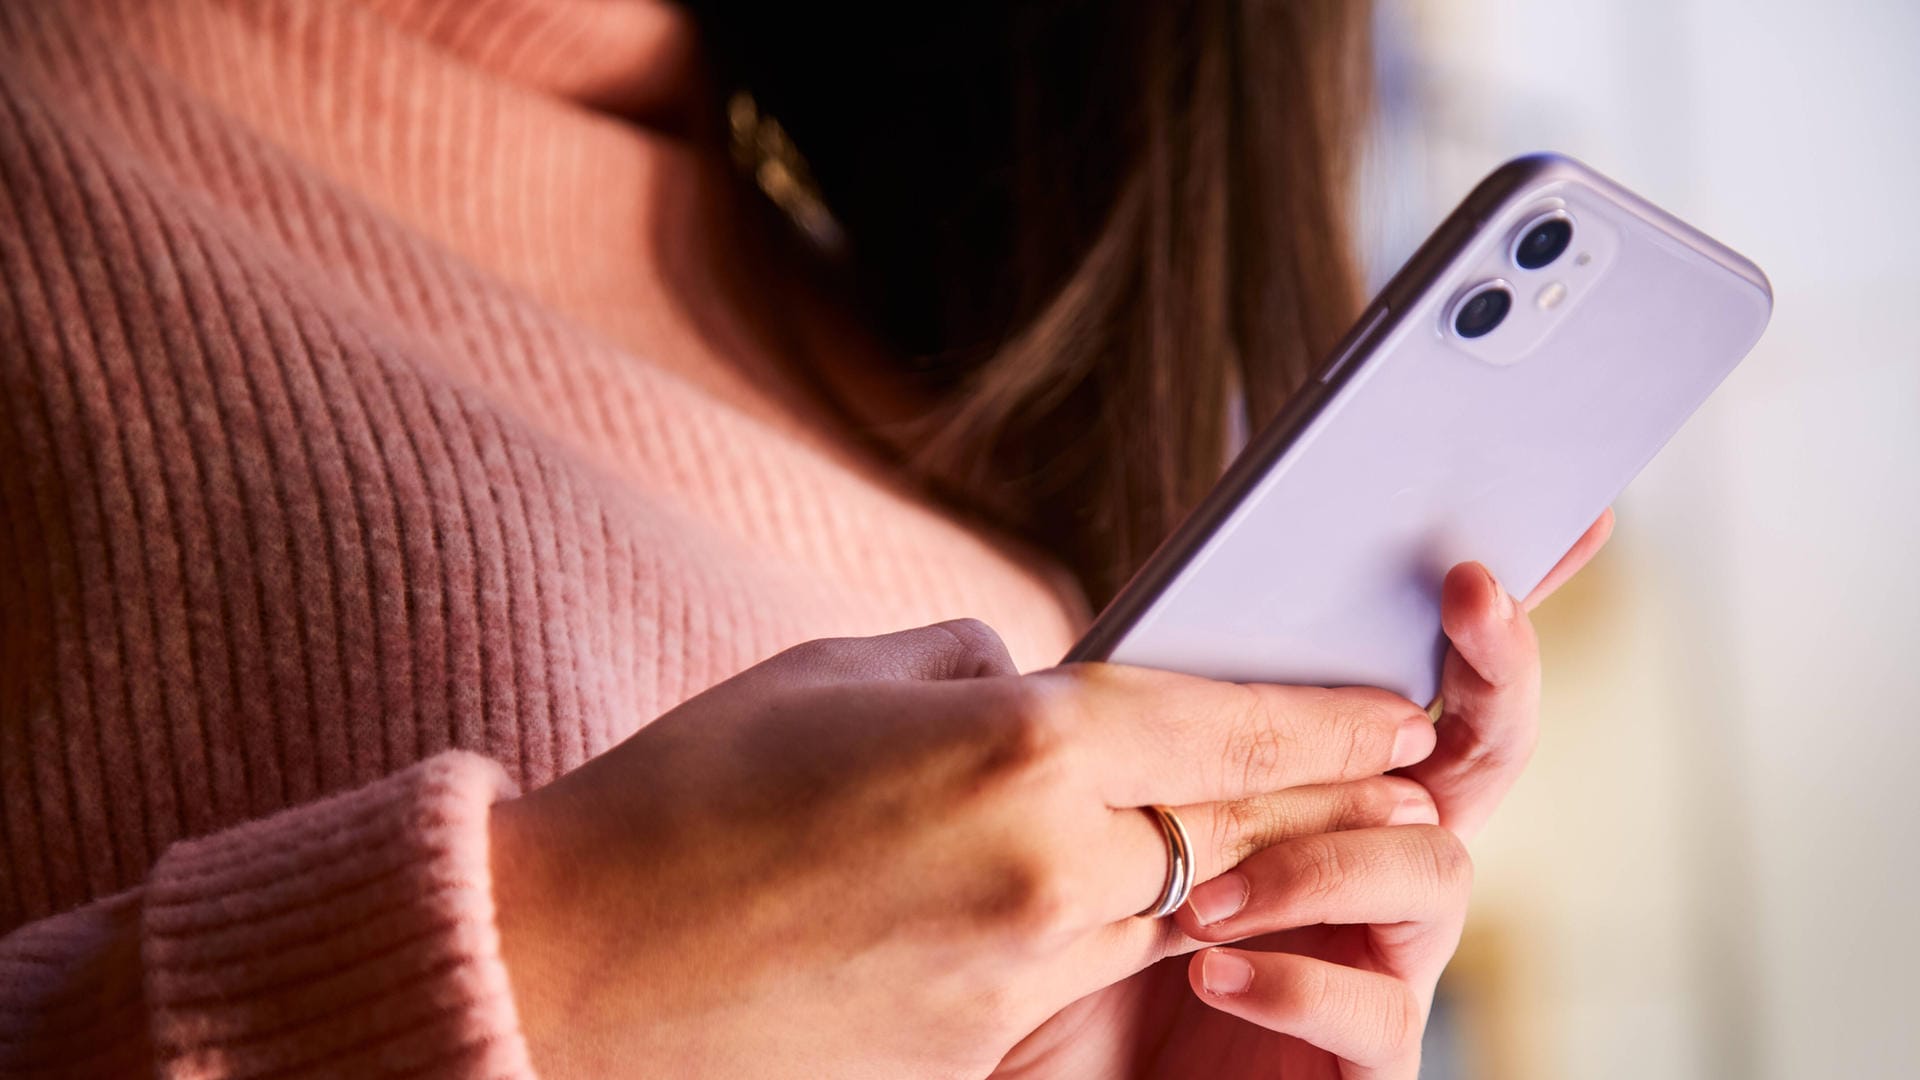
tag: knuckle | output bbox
[970,680,1074,788]
[1215,796,1288,866]
[1407,825,1474,897]
[1378,981,1426,1062]
[1278,834,1352,908]
[935,616,999,645]
[928,618,1010,673]
[976,846,1082,946]
[1334,695,1400,776]
[1224,687,1292,791]
[772,634,854,672]
[1316,974,1424,1069]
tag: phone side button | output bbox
[1318,304,1390,384]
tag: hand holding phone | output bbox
[1069,154,1770,706]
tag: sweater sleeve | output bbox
[0,752,536,1078]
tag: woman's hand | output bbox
[996,510,1615,1078]
[488,620,1441,1078]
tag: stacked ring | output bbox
[1138,804,1195,919]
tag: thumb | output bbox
[755,619,1020,689]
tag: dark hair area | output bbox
[689,2,1372,605]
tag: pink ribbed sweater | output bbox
[0,1,1082,1074]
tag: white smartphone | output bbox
[1066,153,1773,705]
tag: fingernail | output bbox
[1202,949,1255,996]
[1390,794,1436,826]
[1484,564,1515,621]
[1390,716,1435,769]
[1187,871,1248,926]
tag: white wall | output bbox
[1371,2,1920,1076]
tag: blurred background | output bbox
[1361,1,1920,1077]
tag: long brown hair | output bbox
[693,2,1372,605]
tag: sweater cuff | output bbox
[143,752,534,1078]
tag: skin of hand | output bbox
[488,622,1447,1078]
[993,510,1614,1080]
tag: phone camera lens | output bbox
[1452,282,1513,339]
[1513,212,1574,270]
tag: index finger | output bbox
[1041,665,1437,807]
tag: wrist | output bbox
[490,793,580,1075]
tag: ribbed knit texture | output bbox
[0,0,1082,1074]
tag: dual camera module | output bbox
[1452,211,1575,339]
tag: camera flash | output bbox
[1535,281,1568,311]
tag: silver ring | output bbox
[1138,804,1195,919]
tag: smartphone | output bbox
[1065,153,1772,705]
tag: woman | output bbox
[0,0,1608,1076]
